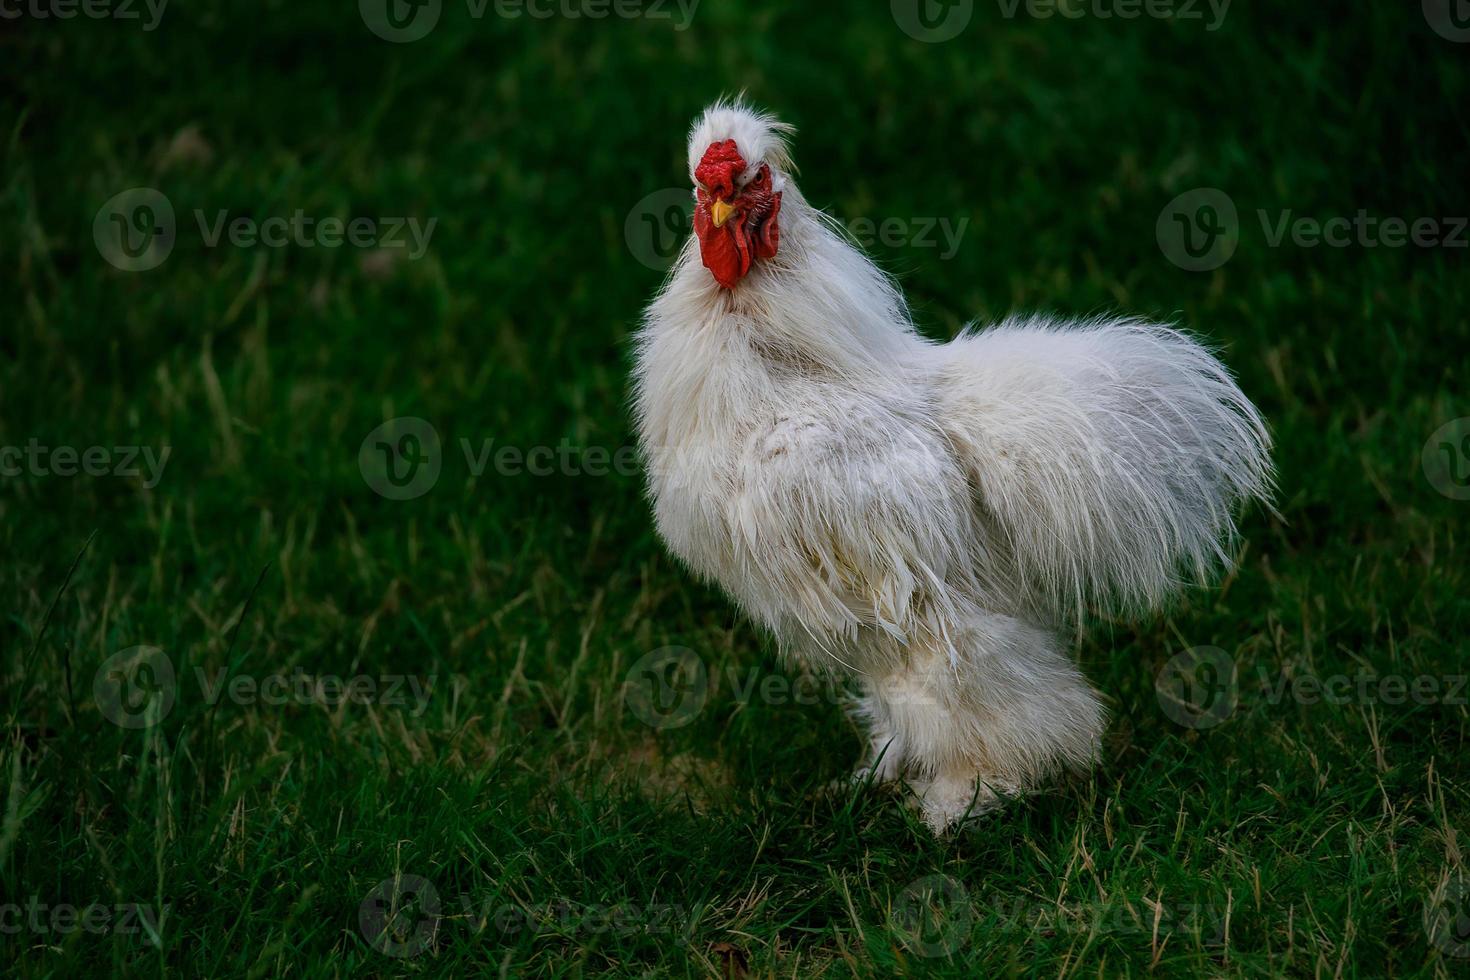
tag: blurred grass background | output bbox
[3,0,1469,975]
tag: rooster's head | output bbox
[686,101,793,289]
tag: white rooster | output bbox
[633,100,1272,832]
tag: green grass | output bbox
[3,1,1469,975]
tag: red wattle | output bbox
[755,191,782,259]
[695,203,751,289]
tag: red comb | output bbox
[695,140,746,200]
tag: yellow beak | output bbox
[710,199,736,228]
